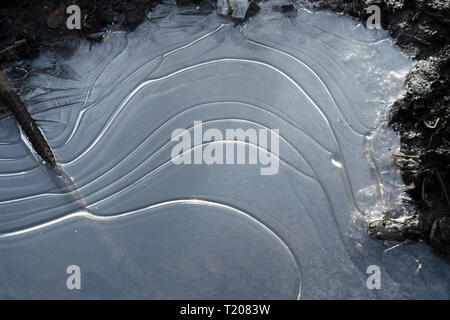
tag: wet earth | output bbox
[0,0,163,64]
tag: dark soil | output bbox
[388,43,450,254]
[0,0,449,253]
[0,0,162,65]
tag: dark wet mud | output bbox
[388,44,449,253]
[0,0,162,64]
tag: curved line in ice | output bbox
[0,198,303,299]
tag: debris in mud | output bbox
[368,214,423,242]
[390,44,450,253]
[0,0,163,64]
[272,3,298,18]
[0,39,26,56]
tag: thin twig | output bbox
[422,175,428,201]
[393,154,420,160]
[428,131,436,148]
[400,33,432,46]
[0,68,56,167]
[435,167,450,212]
[411,11,420,22]
[0,39,26,56]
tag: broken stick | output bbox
[0,39,26,56]
[0,68,56,167]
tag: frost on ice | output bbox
[217,0,250,19]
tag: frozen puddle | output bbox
[0,1,449,299]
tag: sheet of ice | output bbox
[0,1,449,299]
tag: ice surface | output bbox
[0,1,449,299]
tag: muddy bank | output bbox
[0,0,162,65]
[312,0,449,253]
[387,43,449,254]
